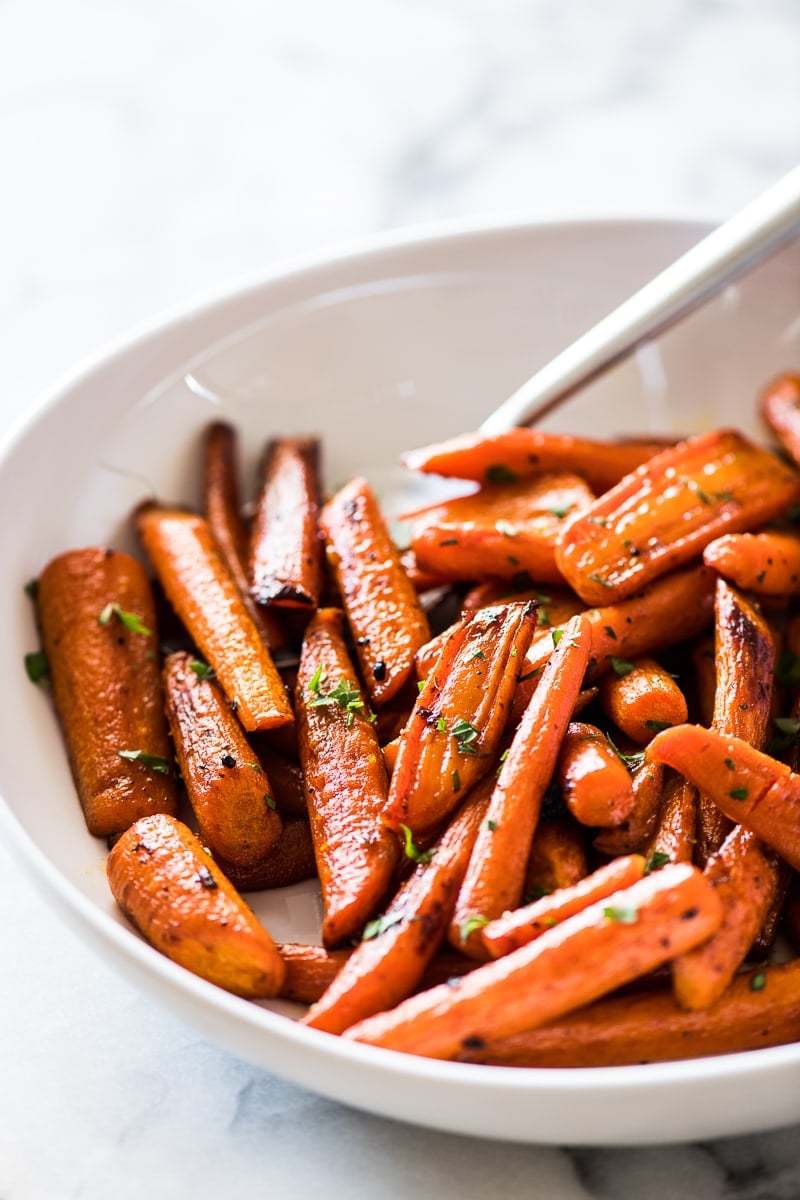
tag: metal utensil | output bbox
[480,165,800,435]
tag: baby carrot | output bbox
[215,816,317,892]
[556,721,636,827]
[249,436,323,609]
[759,371,800,466]
[704,531,800,596]
[598,656,688,746]
[523,816,587,899]
[646,775,697,865]
[593,760,665,857]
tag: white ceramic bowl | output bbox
[2,219,799,1146]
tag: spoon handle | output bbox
[480,165,800,435]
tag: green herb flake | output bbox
[117,749,170,775]
[644,850,671,875]
[466,648,486,662]
[547,504,572,519]
[459,914,488,943]
[724,758,736,770]
[729,787,749,801]
[308,675,366,725]
[536,607,550,627]
[436,716,447,732]
[485,819,497,832]
[189,659,215,681]
[644,719,672,733]
[399,823,434,864]
[495,520,519,538]
[588,573,613,589]
[452,718,480,755]
[439,537,459,547]
[603,903,639,925]
[551,629,564,648]
[264,793,277,811]
[610,655,635,677]
[417,679,427,693]
[540,917,559,928]
[24,649,50,686]
[750,970,767,992]
[485,464,518,485]
[606,733,645,771]
[452,769,461,793]
[307,664,325,694]
[604,625,617,640]
[362,910,407,941]
[517,667,542,683]
[98,602,152,637]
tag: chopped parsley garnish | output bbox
[466,648,486,662]
[750,970,767,992]
[459,914,489,943]
[307,669,367,726]
[485,464,518,484]
[588,573,613,589]
[551,628,564,648]
[644,719,672,733]
[399,823,434,864]
[362,910,407,941]
[452,769,461,792]
[606,733,645,772]
[547,504,572,519]
[189,659,215,680]
[729,787,749,801]
[610,655,635,677]
[24,649,50,686]
[604,625,617,640]
[264,793,277,811]
[536,607,550,627]
[452,718,480,755]
[117,749,170,774]
[485,819,497,832]
[98,603,152,637]
[439,537,459,546]
[644,850,671,874]
[436,716,447,733]
[603,903,639,924]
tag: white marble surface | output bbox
[2,1,799,1196]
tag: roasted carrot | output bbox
[556,721,636,827]
[163,651,282,869]
[691,636,717,726]
[303,778,491,1035]
[482,854,647,958]
[249,436,323,609]
[137,505,293,731]
[646,775,697,865]
[703,530,800,596]
[36,547,177,837]
[215,816,317,892]
[647,725,800,871]
[555,430,800,605]
[399,548,450,593]
[593,761,665,856]
[759,371,800,466]
[402,428,664,494]
[345,863,723,1059]
[384,602,537,838]
[408,473,593,584]
[462,582,584,628]
[202,421,287,650]
[296,608,399,945]
[671,827,781,1010]
[277,943,352,1004]
[523,816,587,900]
[319,477,431,705]
[456,960,800,1067]
[598,656,688,746]
[448,615,591,956]
[107,813,285,997]
[256,750,307,817]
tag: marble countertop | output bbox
[2,1,799,1195]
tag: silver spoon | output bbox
[480,165,800,435]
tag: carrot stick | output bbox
[704,531,800,596]
[36,547,177,837]
[303,778,491,1034]
[593,760,665,856]
[402,429,665,493]
[345,863,723,1059]
[107,813,285,997]
[448,615,591,956]
[319,477,431,705]
[556,721,636,827]
[482,854,647,958]
[647,775,697,865]
[523,816,587,899]
[598,656,688,746]
[202,421,287,650]
[277,943,352,1004]
[215,816,317,892]
[456,960,800,1067]
[137,505,293,731]
[647,724,800,870]
[384,602,537,838]
[296,608,399,945]
[163,651,282,868]
[407,473,593,584]
[249,436,323,609]
[759,371,800,466]
[555,430,800,605]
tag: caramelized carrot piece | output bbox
[402,429,664,494]
[296,608,399,945]
[345,863,723,1059]
[384,602,537,838]
[759,371,800,466]
[593,761,665,856]
[202,421,287,651]
[462,582,584,628]
[556,721,636,827]
[277,943,352,1004]
[648,725,800,870]
[215,816,317,892]
[671,827,782,1010]
[408,474,593,584]
[598,656,688,746]
[163,651,282,868]
[703,531,800,596]
[137,505,293,731]
[482,854,647,958]
[303,779,491,1034]
[36,547,177,837]
[320,477,431,705]
[457,960,800,1066]
[647,775,697,865]
[555,430,800,605]
[249,436,323,609]
[448,615,591,956]
[107,813,285,997]
[399,549,450,593]
[691,636,717,726]
[523,817,587,899]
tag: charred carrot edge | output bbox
[107,813,285,997]
[456,960,800,1067]
[448,614,591,957]
[704,531,800,596]
[320,477,431,706]
[555,429,800,605]
[345,863,723,1059]
[647,725,800,871]
[37,547,177,837]
[759,371,800,466]
[482,854,646,958]
[598,656,688,747]
[401,429,664,494]
[215,816,317,892]
[303,778,492,1034]
[137,505,293,732]
[556,721,636,828]
[202,421,287,651]
[296,608,398,946]
[671,827,781,1010]
[523,816,587,899]
[593,761,665,857]
[697,580,775,863]
[647,775,697,865]
[163,651,282,868]
[407,473,593,584]
[249,436,323,609]
[384,602,538,838]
